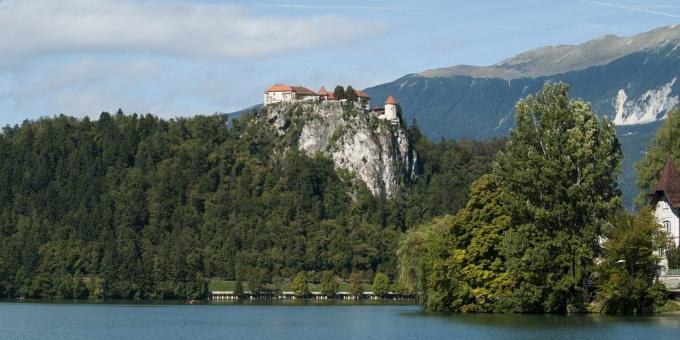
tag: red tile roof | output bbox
[265,84,293,93]
[356,90,370,98]
[385,95,398,105]
[290,86,318,96]
[650,157,680,207]
[318,86,329,95]
[265,84,318,96]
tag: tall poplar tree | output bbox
[494,82,622,312]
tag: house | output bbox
[263,84,373,110]
[356,90,370,109]
[649,157,680,248]
[318,86,335,101]
[264,84,320,105]
[649,158,680,282]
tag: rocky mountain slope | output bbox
[262,101,416,197]
[365,24,680,207]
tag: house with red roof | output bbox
[263,83,376,113]
[264,84,320,105]
[356,89,370,109]
[649,157,680,249]
[649,158,680,279]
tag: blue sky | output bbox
[1,0,679,126]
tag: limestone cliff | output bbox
[262,101,417,197]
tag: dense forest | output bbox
[0,109,503,300]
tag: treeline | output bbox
[0,109,503,300]
[399,83,672,314]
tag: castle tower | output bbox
[385,95,399,120]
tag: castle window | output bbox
[663,221,672,233]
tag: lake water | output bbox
[1,302,680,339]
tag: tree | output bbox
[597,209,668,314]
[666,244,680,269]
[494,82,622,312]
[234,278,244,298]
[345,86,358,102]
[292,272,309,298]
[0,107,500,301]
[333,85,346,100]
[373,273,390,298]
[246,268,268,296]
[636,108,680,206]
[319,271,339,298]
[349,272,363,299]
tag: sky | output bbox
[1,0,680,126]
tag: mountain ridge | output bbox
[419,24,680,80]
[364,24,680,208]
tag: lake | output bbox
[1,302,680,339]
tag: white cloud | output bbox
[0,0,381,61]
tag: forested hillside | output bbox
[0,111,502,300]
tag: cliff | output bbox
[262,101,417,197]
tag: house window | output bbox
[663,220,672,233]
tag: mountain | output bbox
[263,101,416,197]
[365,24,680,208]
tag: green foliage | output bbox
[345,86,358,102]
[394,120,505,232]
[398,175,513,311]
[333,86,346,100]
[494,82,622,312]
[399,83,627,313]
[292,272,309,298]
[234,278,244,298]
[319,271,339,298]
[0,108,500,300]
[349,272,363,298]
[635,109,680,206]
[246,268,268,295]
[372,273,390,298]
[596,209,668,314]
[666,244,680,269]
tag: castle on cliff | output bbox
[263,84,401,124]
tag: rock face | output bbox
[263,101,416,197]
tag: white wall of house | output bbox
[655,195,680,247]
[265,91,295,105]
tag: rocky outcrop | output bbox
[263,101,416,197]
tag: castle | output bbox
[263,84,400,123]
